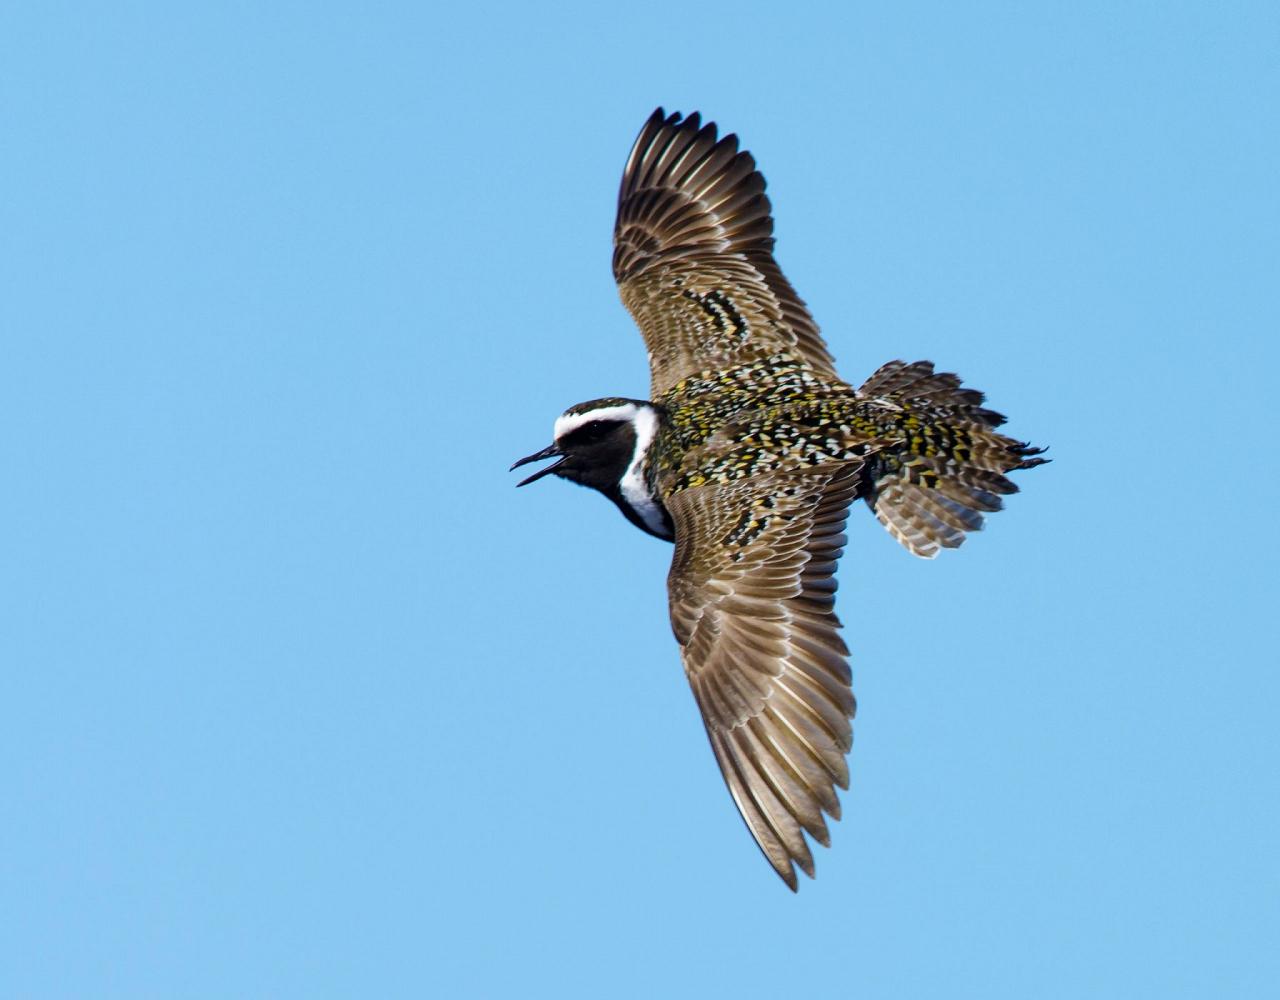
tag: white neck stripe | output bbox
[618,406,667,537]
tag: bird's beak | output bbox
[510,444,566,487]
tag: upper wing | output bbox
[666,466,859,889]
[614,109,840,398]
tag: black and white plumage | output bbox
[512,109,1046,889]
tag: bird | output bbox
[511,108,1046,890]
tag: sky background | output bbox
[2,2,1277,997]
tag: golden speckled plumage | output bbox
[515,108,1046,890]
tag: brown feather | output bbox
[614,109,840,397]
[666,466,860,888]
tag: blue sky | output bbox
[2,2,1276,997]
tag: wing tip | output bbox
[776,854,822,892]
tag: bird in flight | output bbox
[512,108,1046,889]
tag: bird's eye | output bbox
[562,419,612,447]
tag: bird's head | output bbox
[511,398,657,493]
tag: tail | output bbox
[860,361,1048,559]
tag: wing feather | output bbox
[614,109,840,397]
[666,465,859,889]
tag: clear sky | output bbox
[2,2,1276,997]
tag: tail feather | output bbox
[860,360,1009,427]
[914,484,986,533]
[872,481,967,557]
[861,361,1047,559]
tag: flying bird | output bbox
[512,108,1046,889]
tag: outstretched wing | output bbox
[614,108,840,398]
[665,466,859,889]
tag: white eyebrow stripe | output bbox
[554,403,640,440]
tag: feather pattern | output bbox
[614,109,839,398]
[666,467,860,889]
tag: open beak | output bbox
[510,444,566,487]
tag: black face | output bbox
[510,418,636,494]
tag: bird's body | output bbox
[513,109,1045,889]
